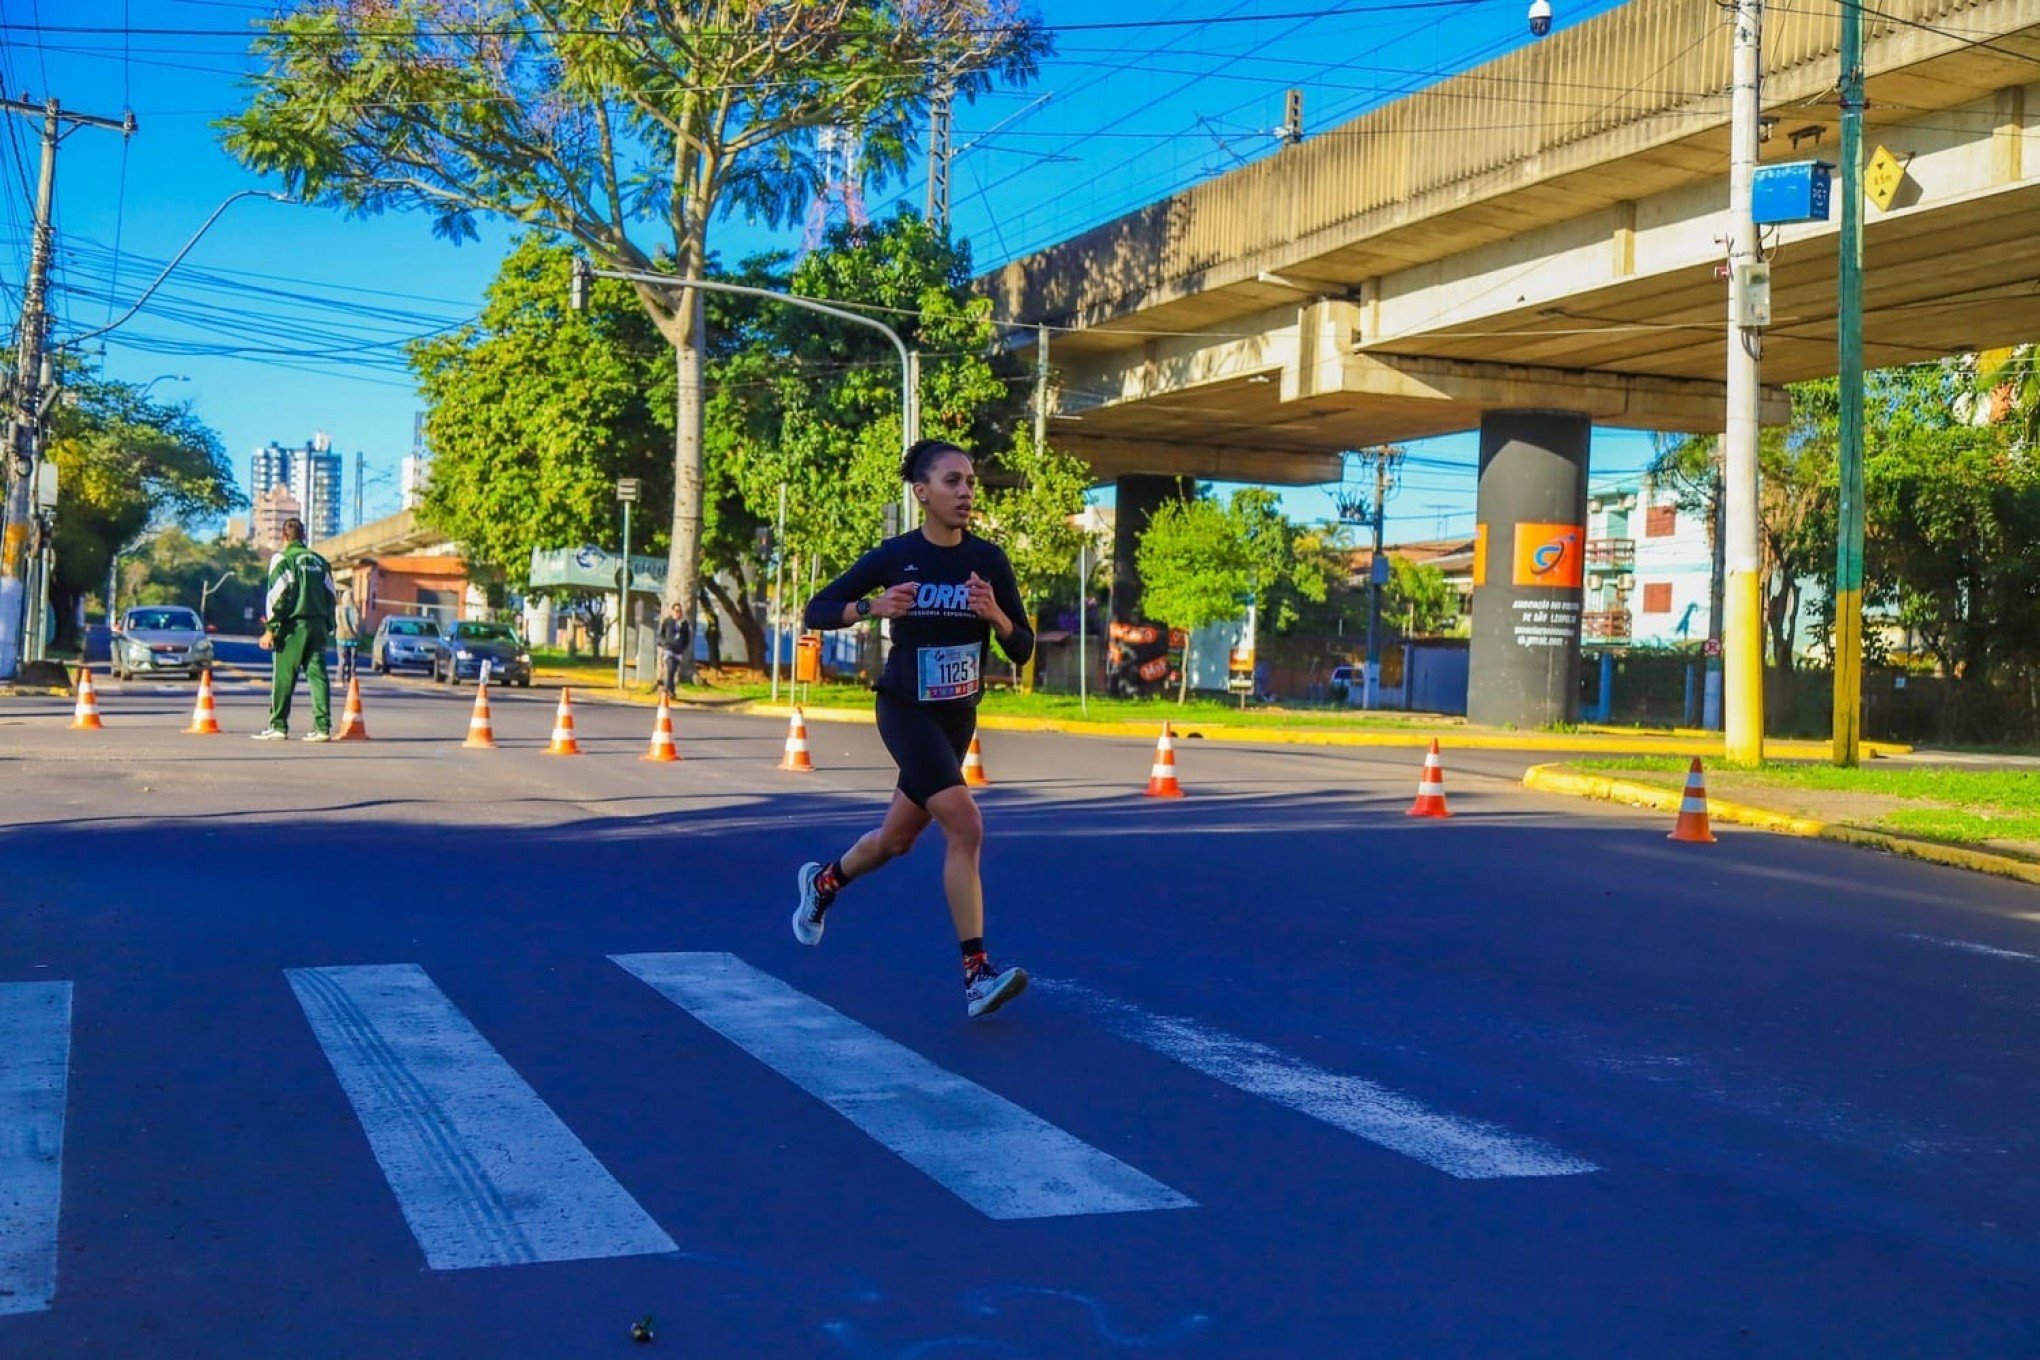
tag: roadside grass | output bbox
[720,678,1444,729]
[1576,756,2040,812]
[1574,756,2040,851]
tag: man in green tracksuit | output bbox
[255,517,338,742]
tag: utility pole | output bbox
[1033,324,1050,453]
[925,74,954,236]
[1831,0,1867,765]
[1722,0,1768,765]
[0,96,135,679]
[1278,88,1304,147]
[1361,445,1403,710]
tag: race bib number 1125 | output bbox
[917,643,980,701]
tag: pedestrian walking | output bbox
[656,602,693,699]
[254,517,338,742]
[791,439,1036,1018]
[335,583,362,685]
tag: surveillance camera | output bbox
[1528,0,1552,35]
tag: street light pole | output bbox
[770,483,787,703]
[195,570,232,623]
[574,262,920,460]
[616,476,640,691]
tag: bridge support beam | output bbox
[1467,410,1591,730]
[1107,473,1195,695]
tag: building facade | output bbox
[250,484,303,552]
[251,435,345,543]
[1583,477,1716,649]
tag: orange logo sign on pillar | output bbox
[1511,523,1584,588]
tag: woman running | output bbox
[793,438,1035,1018]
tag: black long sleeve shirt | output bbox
[805,530,1034,705]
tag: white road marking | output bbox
[1044,982,1598,1180]
[1905,934,2039,963]
[287,964,675,1270]
[612,952,1193,1220]
[0,982,71,1315]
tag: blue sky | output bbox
[5,0,1663,540]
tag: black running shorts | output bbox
[875,693,977,808]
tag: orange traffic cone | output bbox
[69,666,104,730]
[463,678,497,749]
[184,668,222,735]
[1668,758,1718,843]
[777,706,814,772]
[1407,738,1452,818]
[545,688,582,755]
[1143,722,1184,798]
[335,676,371,740]
[642,695,681,762]
[961,733,991,787]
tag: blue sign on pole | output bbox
[1752,160,1834,225]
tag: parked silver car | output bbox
[111,606,214,680]
[371,616,443,674]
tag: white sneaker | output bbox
[965,964,1028,1019]
[792,862,829,946]
[251,728,287,741]
[302,731,332,743]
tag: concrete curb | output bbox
[745,702,1910,759]
[1521,762,2040,888]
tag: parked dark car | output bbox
[434,620,533,687]
[371,616,443,674]
[110,606,213,680]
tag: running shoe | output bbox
[792,861,829,946]
[964,962,1029,1019]
[251,727,287,741]
[303,730,332,743]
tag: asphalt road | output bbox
[1,644,2035,1358]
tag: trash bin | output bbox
[795,633,822,684]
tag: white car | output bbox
[112,606,214,680]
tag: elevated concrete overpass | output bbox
[985,0,2040,718]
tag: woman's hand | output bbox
[965,572,1010,633]
[868,581,921,620]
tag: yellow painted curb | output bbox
[1522,763,2040,887]
[745,703,1900,758]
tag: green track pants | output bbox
[268,625,332,734]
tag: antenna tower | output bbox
[803,126,869,252]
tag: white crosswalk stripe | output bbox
[0,982,71,1315]
[1043,981,1599,1180]
[613,951,1195,1220]
[287,963,676,1270]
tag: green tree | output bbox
[1864,386,2040,689]
[1229,486,1328,632]
[222,0,1046,679]
[710,212,1071,645]
[1384,555,1457,636]
[974,426,1091,690]
[1135,495,1250,704]
[124,530,268,631]
[411,235,672,588]
[42,374,240,649]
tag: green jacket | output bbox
[265,542,337,639]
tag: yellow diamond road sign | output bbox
[1865,145,1906,212]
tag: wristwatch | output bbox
[855,597,872,618]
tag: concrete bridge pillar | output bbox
[1467,410,1590,729]
[1108,473,1195,695]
